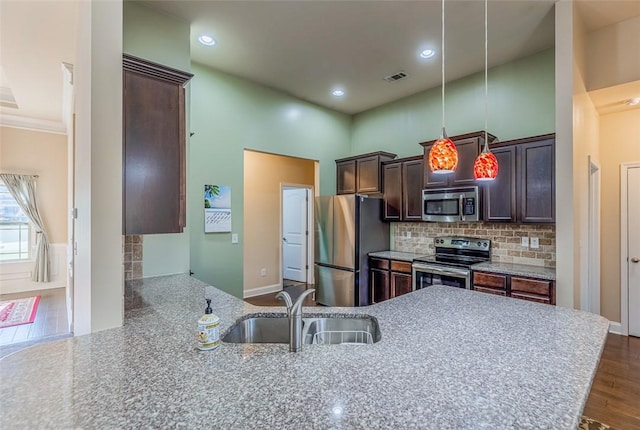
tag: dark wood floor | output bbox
[0,287,69,347]
[584,334,640,430]
[246,289,639,429]
[245,281,317,307]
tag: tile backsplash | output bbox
[393,222,556,268]
[123,235,144,280]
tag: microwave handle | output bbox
[459,194,465,221]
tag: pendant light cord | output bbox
[483,0,489,152]
[441,0,446,135]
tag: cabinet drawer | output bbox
[390,260,412,274]
[369,258,389,270]
[473,272,507,289]
[511,292,551,305]
[510,277,551,296]
[474,286,507,296]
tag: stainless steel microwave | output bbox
[422,186,480,222]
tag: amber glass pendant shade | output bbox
[429,136,458,174]
[473,148,499,180]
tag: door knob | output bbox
[632,257,640,263]
[283,237,288,242]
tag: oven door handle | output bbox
[414,265,469,278]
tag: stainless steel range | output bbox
[412,236,491,290]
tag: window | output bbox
[0,182,31,261]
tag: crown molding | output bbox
[0,113,66,134]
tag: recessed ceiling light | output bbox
[332,89,345,97]
[198,35,216,46]
[420,49,435,59]
[624,97,640,106]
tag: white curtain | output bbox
[0,174,50,282]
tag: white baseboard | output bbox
[244,283,282,298]
[608,321,623,335]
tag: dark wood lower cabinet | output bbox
[391,272,412,297]
[369,257,414,304]
[370,268,390,304]
[473,271,555,305]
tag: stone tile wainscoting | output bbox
[394,222,556,268]
[123,235,143,280]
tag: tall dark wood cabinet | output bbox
[123,54,193,235]
[420,131,497,189]
[483,134,555,224]
[382,156,423,222]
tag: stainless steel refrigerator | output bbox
[314,195,390,307]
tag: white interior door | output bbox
[627,166,640,337]
[282,188,308,283]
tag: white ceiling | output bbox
[146,0,558,114]
[577,0,640,31]
[0,0,76,130]
[0,0,638,128]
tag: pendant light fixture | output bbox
[473,0,499,181]
[428,0,458,174]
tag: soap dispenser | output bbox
[197,286,220,351]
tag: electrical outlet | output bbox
[530,237,539,249]
[231,233,238,244]
[404,231,412,238]
[521,236,529,247]
[260,268,267,277]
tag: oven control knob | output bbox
[483,243,488,247]
[477,241,481,246]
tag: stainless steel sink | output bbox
[303,316,381,344]
[222,315,380,345]
[221,317,290,344]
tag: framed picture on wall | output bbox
[204,185,231,233]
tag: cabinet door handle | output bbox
[632,257,640,263]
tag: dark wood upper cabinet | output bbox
[336,151,396,195]
[382,162,402,221]
[420,131,497,189]
[382,156,423,222]
[123,54,193,235]
[402,158,424,221]
[336,159,357,194]
[483,146,517,222]
[483,134,555,224]
[519,139,555,223]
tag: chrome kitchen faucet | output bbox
[276,289,315,352]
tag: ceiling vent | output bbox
[384,71,408,83]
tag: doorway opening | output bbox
[281,185,314,297]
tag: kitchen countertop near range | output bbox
[368,250,430,261]
[0,274,606,429]
[472,261,556,280]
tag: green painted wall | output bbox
[123,2,556,297]
[123,1,191,277]
[351,49,555,157]
[189,63,351,297]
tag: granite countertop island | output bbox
[1,274,607,429]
